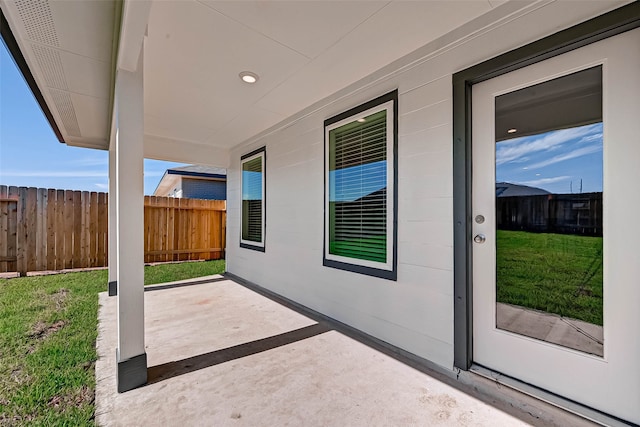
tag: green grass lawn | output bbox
[497,230,603,325]
[0,260,225,426]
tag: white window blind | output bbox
[329,110,387,263]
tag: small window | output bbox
[324,91,397,280]
[241,147,266,251]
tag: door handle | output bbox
[474,234,486,244]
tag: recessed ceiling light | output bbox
[357,118,366,123]
[239,71,259,84]
[507,128,517,134]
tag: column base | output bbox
[116,349,147,393]
[108,280,117,296]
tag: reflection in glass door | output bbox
[494,66,603,356]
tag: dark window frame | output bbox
[323,90,398,281]
[240,146,266,252]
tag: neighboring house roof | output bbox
[496,182,551,197]
[167,165,227,180]
[154,165,226,197]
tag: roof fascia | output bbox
[166,170,227,180]
[152,173,180,197]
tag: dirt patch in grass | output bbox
[10,368,30,385]
[28,320,66,340]
[47,385,94,411]
[0,412,35,426]
[51,288,69,310]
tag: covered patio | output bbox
[3,1,640,424]
[95,275,589,426]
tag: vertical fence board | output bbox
[40,189,48,270]
[161,199,168,262]
[55,190,65,270]
[105,195,109,266]
[63,191,74,269]
[72,191,81,268]
[144,196,151,263]
[89,192,98,267]
[46,189,56,270]
[97,192,107,266]
[6,187,18,272]
[0,186,8,272]
[222,211,226,259]
[166,197,175,262]
[79,192,88,268]
[35,189,44,271]
[23,187,38,274]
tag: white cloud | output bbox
[496,123,601,165]
[517,176,571,187]
[525,144,602,170]
[579,133,603,143]
[94,183,109,190]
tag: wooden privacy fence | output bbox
[0,186,107,275]
[143,196,226,264]
[0,185,226,276]
[497,192,602,236]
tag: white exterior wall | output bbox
[226,1,627,370]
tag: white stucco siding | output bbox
[226,1,627,371]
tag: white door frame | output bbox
[451,3,640,423]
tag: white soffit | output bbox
[1,0,115,149]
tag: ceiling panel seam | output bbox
[195,0,312,60]
[307,1,391,60]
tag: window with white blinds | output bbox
[241,148,265,251]
[324,91,397,279]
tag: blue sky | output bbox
[330,161,386,202]
[0,41,185,195]
[496,122,603,194]
[242,170,262,201]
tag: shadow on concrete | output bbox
[147,323,331,384]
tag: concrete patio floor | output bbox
[95,276,594,426]
[496,303,603,356]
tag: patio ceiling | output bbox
[143,0,502,152]
[1,0,513,163]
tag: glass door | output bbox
[472,29,640,424]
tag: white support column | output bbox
[114,48,146,392]
[107,134,118,297]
